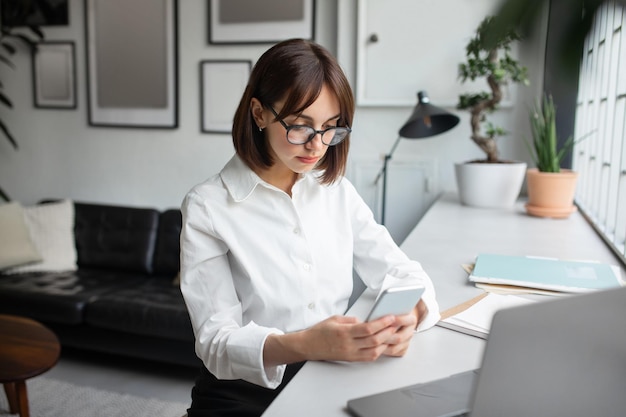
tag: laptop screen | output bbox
[469,286,626,417]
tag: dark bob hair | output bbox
[232,38,355,185]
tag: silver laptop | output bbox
[347,286,626,417]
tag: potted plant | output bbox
[524,94,579,218]
[0,23,43,201]
[454,16,530,208]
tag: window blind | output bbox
[574,1,626,264]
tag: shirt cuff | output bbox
[415,287,441,332]
[228,323,286,388]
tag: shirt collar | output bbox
[220,155,309,202]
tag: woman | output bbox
[180,38,440,417]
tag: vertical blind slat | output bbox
[575,1,626,263]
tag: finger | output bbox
[332,315,360,325]
[383,340,410,357]
[384,325,415,345]
[392,312,418,329]
[351,315,396,338]
[355,344,390,362]
[354,326,398,350]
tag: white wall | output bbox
[340,1,548,198]
[0,0,547,215]
[0,0,337,209]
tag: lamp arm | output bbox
[374,135,403,185]
[373,135,403,225]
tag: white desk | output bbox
[262,193,626,417]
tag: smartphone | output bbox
[365,285,425,322]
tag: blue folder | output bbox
[469,253,623,293]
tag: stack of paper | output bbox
[437,293,535,339]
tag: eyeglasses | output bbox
[266,105,351,146]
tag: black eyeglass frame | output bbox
[265,105,352,146]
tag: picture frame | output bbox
[1,0,69,27]
[32,41,76,109]
[208,0,315,44]
[200,60,251,133]
[85,0,178,128]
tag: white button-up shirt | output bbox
[180,155,440,388]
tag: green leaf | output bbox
[485,122,507,137]
[526,93,583,172]
[0,186,10,202]
[0,55,16,69]
[0,119,18,149]
[0,91,13,108]
[0,92,13,108]
[1,42,16,55]
[7,33,38,50]
[28,26,45,40]
[458,15,529,160]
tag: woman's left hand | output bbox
[382,300,426,357]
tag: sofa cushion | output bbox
[84,278,194,342]
[152,209,181,277]
[3,200,77,274]
[0,269,145,324]
[74,203,160,274]
[0,202,42,270]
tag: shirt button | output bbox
[308,302,315,310]
[303,263,311,271]
[293,228,300,234]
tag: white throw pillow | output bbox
[4,199,78,274]
[0,202,43,269]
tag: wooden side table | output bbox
[0,314,61,417]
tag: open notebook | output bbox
[437,292,535,339]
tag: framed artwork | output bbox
[1,0,69,27]
[200,60,251,133]
[208,0,315,44]
[32,41,76,109]
[85,0,178,128]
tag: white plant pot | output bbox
[454,161,527,208]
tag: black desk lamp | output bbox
[374,91,460,225]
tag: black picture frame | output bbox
[208,0,315,45]
[32,41,76,109]
[84,0,179,128]
[1,0,69,27]
[200,60,251,133]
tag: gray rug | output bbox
[0,377,188,417]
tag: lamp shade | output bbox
[398,91,460,138]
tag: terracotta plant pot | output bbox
[525,168,578,218]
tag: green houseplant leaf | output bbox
[0,25,43,148]
[525,94,582,173]
[456,16,529,163]
[0,23,44,201]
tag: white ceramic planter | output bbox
[454,161,527,208]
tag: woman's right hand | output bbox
[302,315,401,362]
[264,314,400,366]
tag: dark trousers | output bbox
[187,362,305,417]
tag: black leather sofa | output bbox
[0,201,200,367]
